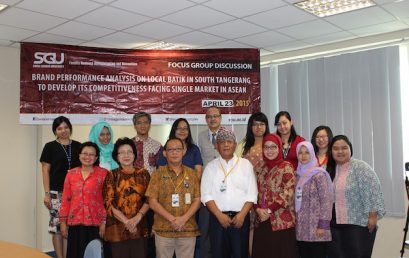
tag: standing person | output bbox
[197,105,223,258]
[103,137,150,258]
[295,141,333,258]
[132,111,162,258]
[146,138,201,258]
[274,111,304,169]
[157,118,203,178]
[201,128,258,258]
[327,135,385,258]
[252,133,297,258]
[89,121,119,170]
[59,142,108,258]
[311,125,333,169]
[40,116,81,258]
[235,111,270,256]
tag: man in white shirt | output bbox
[201,127,258,258]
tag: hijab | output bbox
[89,122,118,170]
[295,141,332,212]
[263,133,284,171]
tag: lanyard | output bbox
[219,158,239,182]
[167,168,187,192]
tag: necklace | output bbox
[57,139,72,169]
[283,140,292,159]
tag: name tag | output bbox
[172,194,179,207]
[296,187,302,202]
[185,193,191,204]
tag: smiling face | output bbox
[297,145,311,165]
[263,141,279,160]
[134,115,151,137]
[206,107,222,132]
[99,127,111,145]
[163,139,185,166]
[216,139,236,160]
[276,115,292,136]
[315,129,329,151]
[252,120,266,138]
[117,144,135,168]
[80,146,98,167]
[331,139,351,165]
[55,122,71,140]
[175,120,189,142]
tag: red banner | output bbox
[20,43,260,124]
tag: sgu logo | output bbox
[33,52,65,65]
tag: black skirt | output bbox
[67,225,100,258]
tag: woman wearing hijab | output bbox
[295,141,333,258]
[252,133,297,258]
[89,121,119,171]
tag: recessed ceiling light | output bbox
[294,0,376,17]
[140,41,189,50]
[0,4,8,12]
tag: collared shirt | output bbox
[201,155,258,212]
[60,166,107,226]
[132,136,162,175]
[146,165,200,238]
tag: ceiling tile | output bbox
[16,0,102,19]
[160,5,235,29]
[110,0,195,18]
[80,41,117,48]
[0,39,12,46]
[203,0,286,17]
[264,40,313,52]
[93,32,154,48]
[244,5,316,30]
[303,31,356,45]
[260,48,274,56]
[349,21,409,36]
[47,21,114,41]
[0,7,66,31]
[167,31,225,48]
[1,0,20,5]
[90,0,116,3]
[201,19,267,39]
[200,40,254,49]
[235,30,293,48]
[125,20,191,40]
[278,20,341,39]
[24,33,85,45]
[76,6,151,30]
[381,0,409,19]
[325,6,396,30]
[373,0,398,5]
[0,24,38,42]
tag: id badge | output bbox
[220,180,227,192]
[172,194,180,207]
[185,193,191,204]
[296,187,302,202]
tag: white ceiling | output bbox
[0,0,409,56]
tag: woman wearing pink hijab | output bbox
[252,133,297,258]
[295,141,333,258]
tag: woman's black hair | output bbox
[168,118,194,148]
[243,112,270,155]
[79,141,100,166]
[327,135,353,180]
[311,125,334,154]
[52,116,73,135]
[112,137,137,165]
[274,111,297,143]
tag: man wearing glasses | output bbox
[146,138,201,258]
[197,105,222,258]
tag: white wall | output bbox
[0,45,406,257]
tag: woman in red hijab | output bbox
[252,133,297,258]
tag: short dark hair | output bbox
[206,106,221,114]
[274,111,298,143]
[112,137,137,165]
[79,141,100,166]
[132,112,151,125]
[164,137,184,150]
[327,134,354,179]
[52,116,72,135]
[311,125,333,154]
[243,112,270,155]
[168,118,194,148]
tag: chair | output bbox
[84,239,104,258]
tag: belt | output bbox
[222,211,239,218]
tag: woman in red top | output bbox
[60,141,108,258]
[274,111,305,169]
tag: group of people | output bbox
[40,107,386,258]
